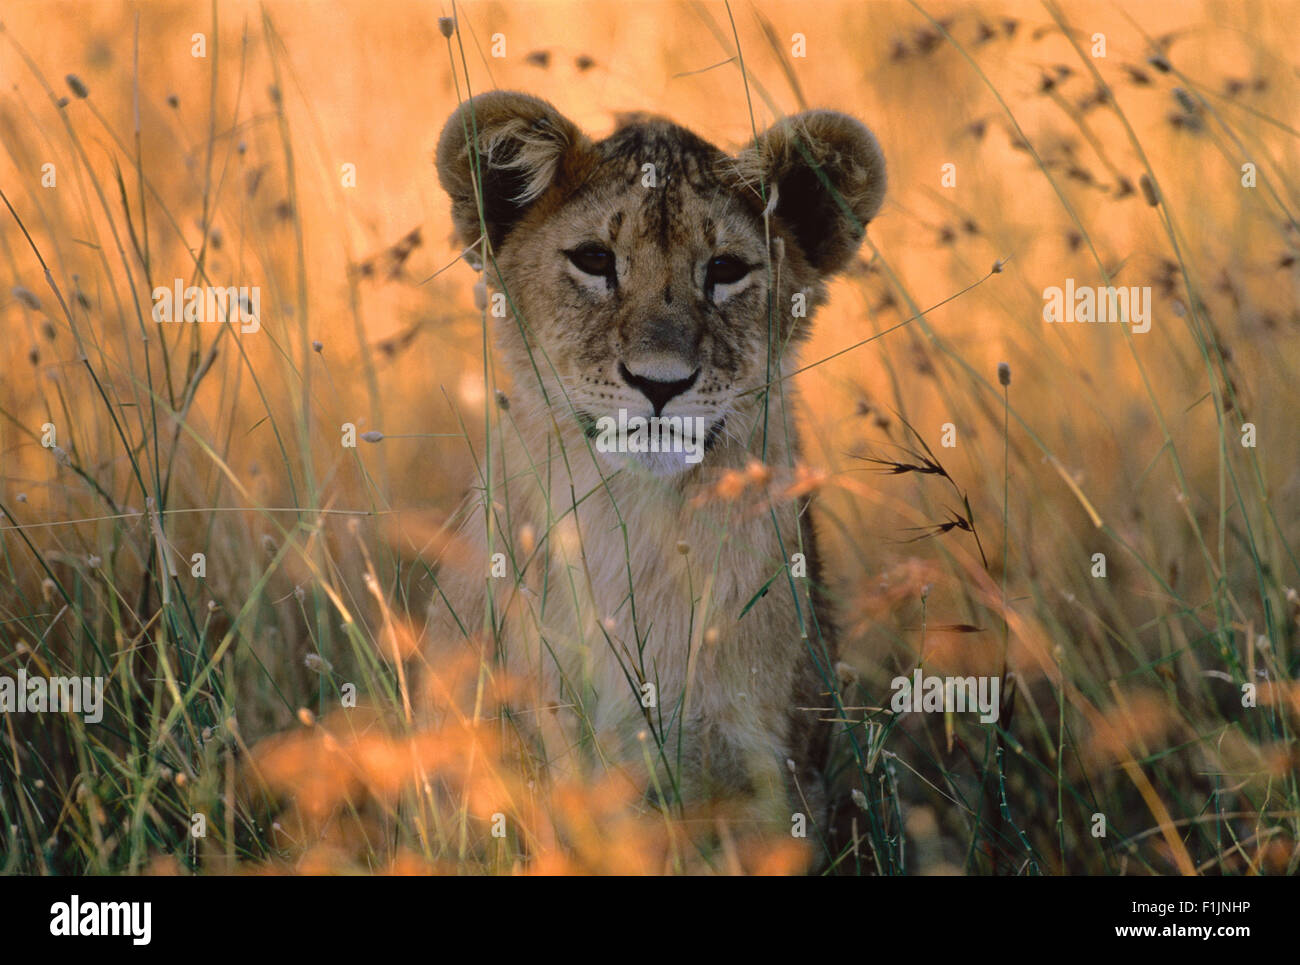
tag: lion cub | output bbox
[431,91,885,831]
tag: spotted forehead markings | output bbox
[634,143,717,249]
[597,122,724,195]
[567,122,744,263]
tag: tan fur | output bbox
[431,92,885,830]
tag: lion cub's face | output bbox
[437,93,886,476]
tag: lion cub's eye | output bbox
[706,255,750,287]
[566,243,615,277]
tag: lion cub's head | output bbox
[437,92,885,476]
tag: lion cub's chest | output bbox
[508,479,801,738]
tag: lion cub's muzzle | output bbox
[616,361,700,417]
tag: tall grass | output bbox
[0,0,1296,874]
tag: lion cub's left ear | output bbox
[732,111,886,275]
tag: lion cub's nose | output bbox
[617,361,700,416]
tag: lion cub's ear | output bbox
[733,111,886,275]
[436,91,589,257]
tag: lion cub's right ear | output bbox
[436,91,589,259]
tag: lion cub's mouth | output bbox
[574,408,727,459]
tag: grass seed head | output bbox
[12,286,40,310]
[1140,174,1160,206]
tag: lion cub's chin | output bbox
[587,411,723,477]
[611,450,703,478]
